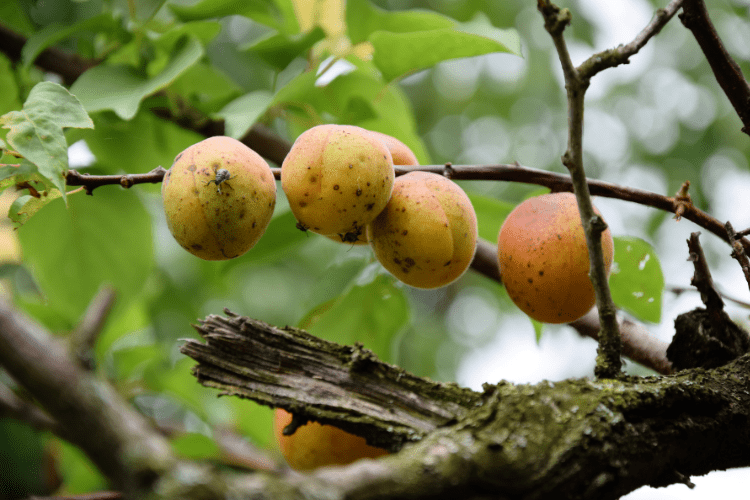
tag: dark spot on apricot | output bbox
[191,244,203,250]
[366,203,375,210]
[299,201,307,208]
[356,188,362,196]
[333,185,340,190]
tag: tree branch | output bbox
[538,0,622,379]
[680,0,750,136]
[181,311,750,499]
[0,298,176,497]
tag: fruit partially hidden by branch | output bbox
[497,192,614,324]
[368,171,478,289]
[162,136,276,260]
[281,124,395,237]
[273,408,388,471]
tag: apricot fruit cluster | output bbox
[162,136,276,260]
[162,126,478,292]
[497,192,614,324]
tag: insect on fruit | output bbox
[206,168,234,194]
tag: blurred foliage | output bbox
[1,0,750,497]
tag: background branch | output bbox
[680,0,750,136]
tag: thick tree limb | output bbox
[181,311,750,500]
[0,298,176,497]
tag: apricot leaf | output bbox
[609,236,664,323]
[370,21,521,81]
[71,36,203,120]
[347,0,455,45]
[0,82,93,203]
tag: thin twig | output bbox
[680,0,750,136]
[538,0,622,379]
[687,232,724,311]
[65,167,167,195]
[70,285,117,370]
[578,0,685,79]
[0,380,60,432]
[726,221,750,292]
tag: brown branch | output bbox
[70,285,117,369]
[538,0,622,379]
[578,0,685,79]
[687,232,724,311]
[680,0,750,136]
[0,297,176,497]
[182,311,482,451]
[65,166,168,194]
[0,380,60,432]
[726,221,750,292]
[181,310,750,500]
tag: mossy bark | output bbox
[181,311,750,499]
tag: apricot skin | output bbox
[323,131,417,246]
[497,192,614,324]
[162,136,276,260]
[368,172,478,289]
[281,124,394,236]
[367,131,419,166]
[273,408,388,471]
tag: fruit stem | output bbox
[539,0,623,379]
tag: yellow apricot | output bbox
[368,172,478,289]
[497,192,614,324]
[323,131,417,246]
[367,131,419,166]
[273,408,388,471]
[281,124,394,237]
[162,136,276,260]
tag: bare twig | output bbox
[578,0,685,79]
[538,0,622,379]
[680,0,750,136]
[70,285,117,369]
[687,232,724,311]
[0,380,60,432]
[65,167,168,195]
[726,221,750,292]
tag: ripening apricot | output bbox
[273,408,388,471]
[281,124,394,238]
[162,136,276,260]
[368,172,478,289]
[497,192,614,324]
[367,131,419,166]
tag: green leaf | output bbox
[609,236,664,323]
[70,35,204,120]
[0,54,22,115]
[169,0,298,34]
[306,269,410,363]
[17,188,153,321]
[21,14,124,69]
[370,27,521,81]
[83,112,203,176]
[459,11,522,58]
[214,90,273,139]
[346,0,455,45]
[0,82,93,201]
[466,192,514,243]
[243,26,326,70]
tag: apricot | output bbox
[161,136,276,260]
[497,192,614,324]
[322,131,417,246]
[367,131,419,166]
[273,408,388,471]
[367,171,478,289]
[281,124,394,237]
